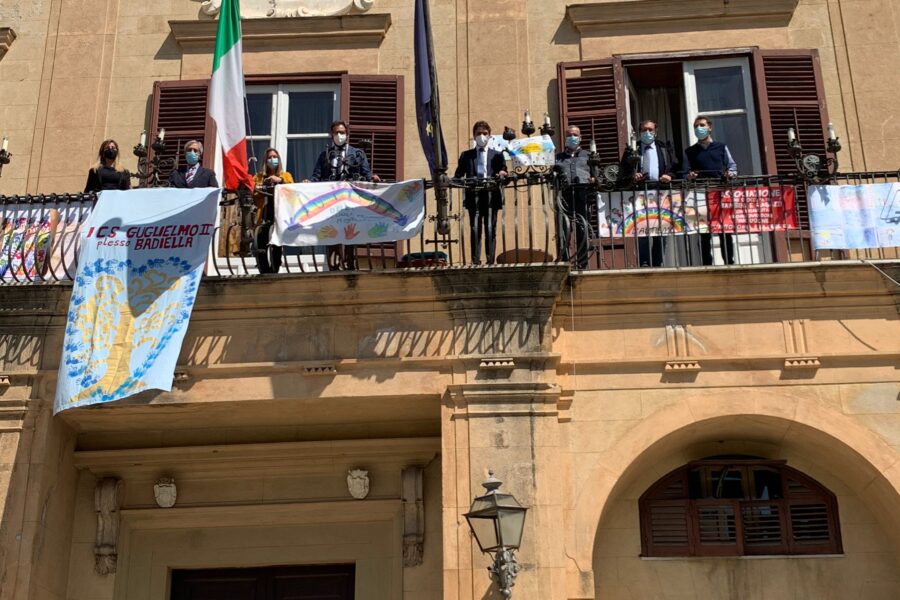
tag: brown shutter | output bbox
[148,79,214,179]
[557,58,626,163]
[784,471,842,554]
[640,469,693,557]
[341,74,404,181]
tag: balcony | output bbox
[1,171,899,284]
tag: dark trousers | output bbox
[557,190,590,269]
[638,236,665,267]
[467,202,498,265]
[700,233,735,265]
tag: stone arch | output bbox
[569,396,900,576]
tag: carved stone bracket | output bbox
[664,359,702,372]
[0,28,16,62]
[401,466,424,567]
[94,478,123,576]
[478,357,515,371]
[303,363,337,375]
[783,357,821,370]
[0,374,10,388]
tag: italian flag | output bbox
[209,0,254,190]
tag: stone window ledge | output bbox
[0,28,16,61]
[566,0,799,36]
[169,14,391,51]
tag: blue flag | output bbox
[54,188,219,413]
[414,0,447,177]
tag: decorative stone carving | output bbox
[195,0,375,18]
[94,478,123,576]
[401,466,425,567]
[347,468,369,499]
[153,477,177,508]
[0,28,15,62]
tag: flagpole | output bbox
[421,0,450,235]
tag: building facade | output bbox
[1,1,899,599]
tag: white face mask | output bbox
[475,134,489,148]
[333,132,347,146]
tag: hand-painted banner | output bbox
[271,179,425,247]
[1,201,92,281]
[808,183,900,250]
[54,188,219,413]
[707,185,798,233]
[597,190,709,237]
[507,135,555,170]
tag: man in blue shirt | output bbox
[682,115,737,265]
[620,120,675,267]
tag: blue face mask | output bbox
[185,150,200,166]
[640,131,655,145]
[565,135,580,149]
[694,126,709,140]
[267,157,279,170]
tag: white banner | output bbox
[1,201,92,281]
[808,183,900,250]
[272,180,426,247]
[55,188,219,413]
[507,135,555,170]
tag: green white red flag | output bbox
[209,0,254,190]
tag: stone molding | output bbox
[193,0,376,18]
[445,382,568,421]
[94,478,123,576]
[400,466,425,567]
[74,437,440,477]
[566,0,799,36]
[169,14,391,51]
[0,28,15,62]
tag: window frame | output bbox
[639,458,843,558]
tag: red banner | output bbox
[708,185,799,233]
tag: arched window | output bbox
[639,458,842,557]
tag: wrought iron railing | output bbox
[2,171,899,283]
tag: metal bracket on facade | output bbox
[401,466,425,567]
[783,356,821,370]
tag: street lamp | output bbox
[464,471,528,598]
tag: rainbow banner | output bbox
[598,190,709,238]
[272,180,426,246]
[1,201,92,281]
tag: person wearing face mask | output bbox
[551,125,593,270]
[310,120,379,270]
[310,120,379,183]
[682,115,738,265]
[453,120,508,265]
[252,148,294,273]
[169,140,218,188]
[84,139,131,192]
[619,120,676,267]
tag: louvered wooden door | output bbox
[557,59,627,267]
[148,80,214,181]
[341,74,405,265]
[753,50,830,259]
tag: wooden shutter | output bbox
[640,469,693,557]
[784,471,842,554]
[341,74,404,181]
[148,79,214,179]
[557,58,626,163]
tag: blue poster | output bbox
[54,188,219,413]
[808,183,900,250]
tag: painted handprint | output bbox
[317,225,338,240]
[344,224,360,240]
[367,222,388,238]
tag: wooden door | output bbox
[171,564,355,600]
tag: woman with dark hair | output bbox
[252,148,294,273]
[84,139,131,192]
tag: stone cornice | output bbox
[0,28,15,61]
[168,14,391,51]
[566,0,799,36]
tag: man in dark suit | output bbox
[168,140,218,188]
[310,120,380,270]
[619,119,676,267]
[454,120,507,265]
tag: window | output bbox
[245,84,341,182]
[639,458,842,557]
